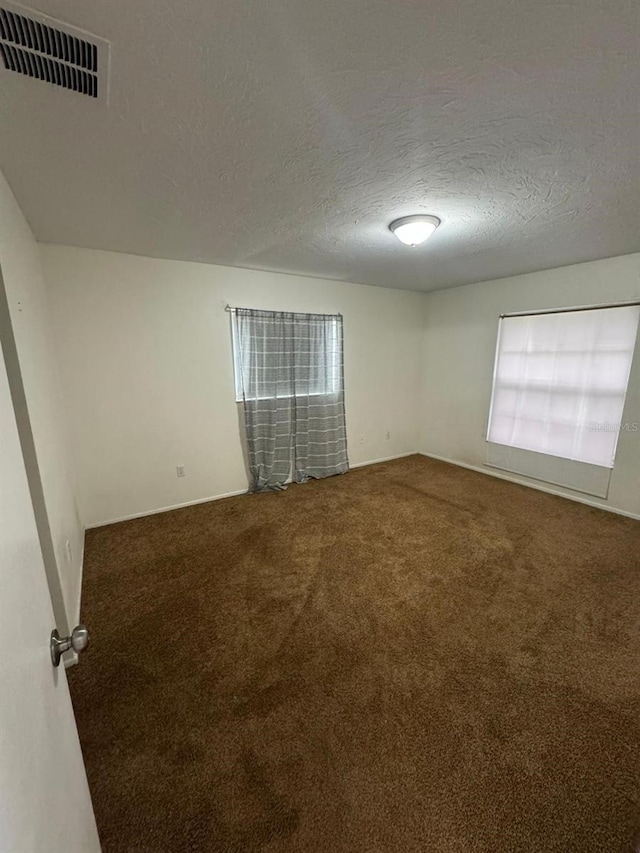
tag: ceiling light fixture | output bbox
[389,214,441,247]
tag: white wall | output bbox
[420,253,640,517]
[0,174,84,625]
[37,243,639,531]
[42,245,425,527]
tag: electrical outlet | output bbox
[176,465,186,478]
[65,539,73,563]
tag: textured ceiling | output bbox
[1,0,639,292]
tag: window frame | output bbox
[485,302,640,470]
[230,311,342,403]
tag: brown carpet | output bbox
[69,455,640,852]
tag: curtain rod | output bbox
[225,305,343,317]
[500,299,640,319]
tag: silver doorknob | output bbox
[50,624,90,667]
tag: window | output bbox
[231,311,341,402]
[229,308,348,492]
[487,304,639,469]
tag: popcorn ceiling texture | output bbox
[1,0,639,291]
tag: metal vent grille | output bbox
[0,5,101,97]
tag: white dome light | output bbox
[389,214,441,247]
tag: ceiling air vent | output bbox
[0,2,108,98]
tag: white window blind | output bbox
[487,305,639,469]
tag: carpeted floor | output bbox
[68,455,640,852]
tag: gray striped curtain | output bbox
[233,308,349,492]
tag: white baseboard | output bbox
[86,452,419,529]
[350,451,416,469]
[420,451,640,520]
[85,488,248,529]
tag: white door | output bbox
[0,340,100,851]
